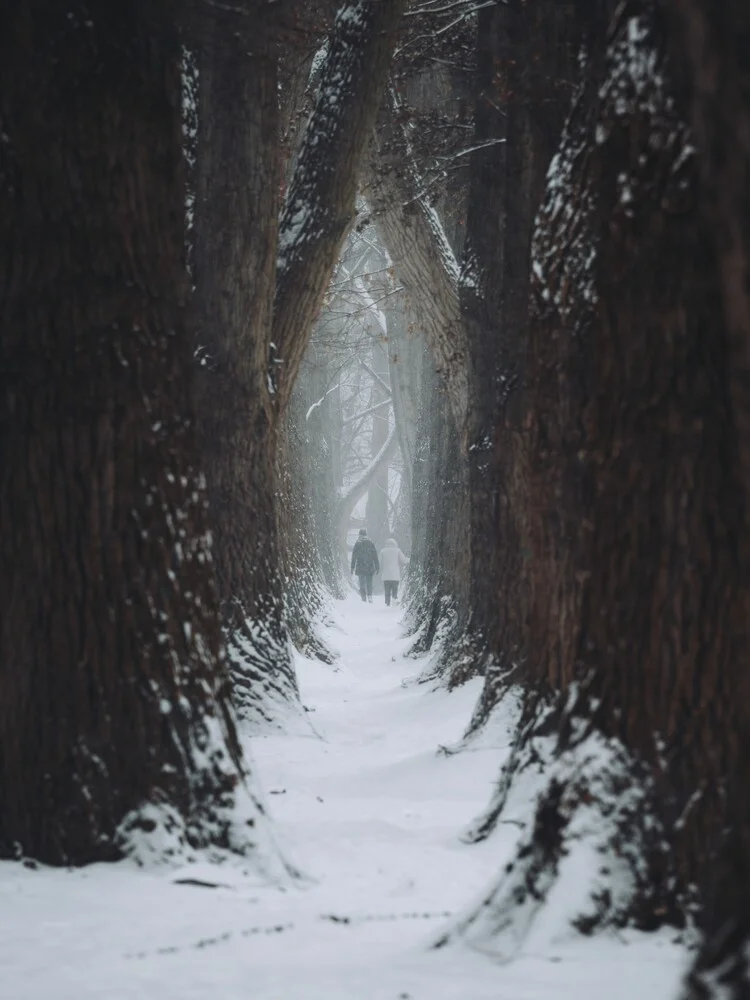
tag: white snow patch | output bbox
[0,599,688,998]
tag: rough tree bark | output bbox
[385,297,422,496]
[191,0,405,724]
[0,0,272,866]
[272,0,408,413]
[461,0,581,718]
[278,343,343,666]
[403,352,472,684]
[276,402,337,668]
[191,3,295,728]
[664,1,750,992]
[447,0,750,955]
[293,344,345,600]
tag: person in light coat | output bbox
[379,538,410,606]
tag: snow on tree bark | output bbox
[448,0,750,953]
[190,3,302,732]
[278,357,341,667]
[0,0,283,871]
[190,0,404,728]
[366,94,469,436]
[272,0,407,414]
[403,353,472,684]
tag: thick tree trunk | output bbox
[276,409,336,667]
[296,346,345,600]
[664,1,750,992]
[193,6,281,629]
[272,0,407,413]
[453,0,750,950]
[462,0,580,723]
[384,293,423,495]
[0,0,268,865]
[191,5,298,727]
[552,4,738,927]
[279,347,342,665]
[191,0,404,723]
[404,354,471,684]
[523,0,750,937]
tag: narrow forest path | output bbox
[0,596,687,999]
[243,596,686,999]
[246,594,509,995]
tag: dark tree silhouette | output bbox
[0,0,271,866]
[442,0,750,959]
[666,0,750,992]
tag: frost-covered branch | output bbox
[337,425,399,513]
[396,0,495,57]
[305,383,340,422]
[270,0,406,413]
[366,91,468,433]
[341,395,392,426]
[358,358,391,396]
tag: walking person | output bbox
[380,538,410,606]
[350,528,379,602]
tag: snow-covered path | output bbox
[0,596,688,999]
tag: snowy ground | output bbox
[1,595,689,999]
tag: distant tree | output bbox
[0,0,272,866]
[371,1,579,683]
[366,95,468,434]
[307,230,420,578]
[403,350,470,673]
[365,88,471,673]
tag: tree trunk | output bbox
[454,0,750,948]
[364,338,391,572]
[191,0,404,722]
[384,292,423,496]
[191,4,299,728]
[272,0,407,413]
[336,427,399,576]
[276,405,337,667]
[366,101,468,435]
[664,1,750,991]
[462,0,580,723]
[404,353,471,684]
[0,0,268,866]
[193,4,281,628]
[279,346,342,664]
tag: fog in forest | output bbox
[2,2,750,999]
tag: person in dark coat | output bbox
[350,528,379,602]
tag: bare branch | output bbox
[358,358,391,396]
[341,395,392,426]
[365,93,468,433]
[337,425,399,514]
[270,0,406,414]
